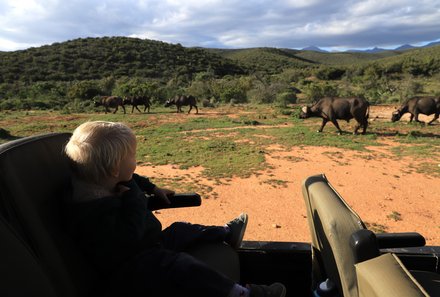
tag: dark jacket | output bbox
[65,174,162,274]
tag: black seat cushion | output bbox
[0,133,95,297]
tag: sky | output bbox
[0,0,439,52]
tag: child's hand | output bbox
[152,187,174,205]
[117,179,142,195]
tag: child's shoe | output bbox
[247,283,287,297]
[226,213,248,249]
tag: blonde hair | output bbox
[65,121,136,184]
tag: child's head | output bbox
[65,121,137,184]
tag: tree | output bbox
[304,83,338,103]
[67,80,101,100]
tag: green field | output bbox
[1,105,439,180]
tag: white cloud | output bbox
[0,37,39,51]
[285,0,323,8]
[0,0,440,51]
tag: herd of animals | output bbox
[93,94,440,134]
[93,94,198,115]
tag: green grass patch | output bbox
[387,211,402,222]
[263,179,289,188]
[151,176,216,199]
[365,222,388,233]
[390,129,440,177]
[1,107,439,180]
[137,134,267,178]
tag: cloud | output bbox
[0,0,439,51]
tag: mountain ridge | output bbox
[301,41,440,53]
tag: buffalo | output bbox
[299,97,370,134]
[123,96,151,113]
[94,96,126,114]
[165,95,198,114]
[391,96,440,125]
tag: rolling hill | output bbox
[0,36,439,85]
[0,37,247,83]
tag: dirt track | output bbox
[136,105,440,245]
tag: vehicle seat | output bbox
[0,133,239,297]
[351,229,440,297]
[302,174,366,297]
[0,215,57,297]
[355,253,440,297]
[301,174,433,297]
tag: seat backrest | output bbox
[302,174,366,297]
[355,253,429,297]
[0,133,95,297]
[0,215,57,297]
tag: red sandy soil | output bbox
[136,106,440,246]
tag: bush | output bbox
[384,96,401,104]
[304,83,338,103]
[219,86,247,103]
[274,92,297,107]
[62,99,95,113]
[315,67,346,80]
[2,98,63,110]
[67,80,101,99]
[201,98,215,107]
[0,98,21,110]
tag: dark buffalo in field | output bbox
[391,96,440,125]
[123,96,151,113]
[299,97,370,134]
[165,95,198,114]
[94,96,126,114]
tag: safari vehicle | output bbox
[0,132,439,297]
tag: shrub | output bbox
[275,92,297,107]
[62,99,95,113]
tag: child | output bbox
[64,121,286,297]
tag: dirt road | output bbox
[136,105,440,245]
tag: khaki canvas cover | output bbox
[355,253,429,297]
[302,174,366,297]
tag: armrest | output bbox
[376,232,425,249]
[351,229,380,264]
[351,230,426,264]
[147,193,201,210]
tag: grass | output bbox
[151,176,217,199]
[263,179,289,188]
[365,222,388,233]
[387,211,403,222]
[388,127,440,177]
[1,105,439,180]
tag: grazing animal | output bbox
[391,96,440,125]
[165,95,198,114]
[94,96,126,114]
[123,96,151,113]
[299,97,370,134]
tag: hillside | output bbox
[294,50,401,65]
[0,37,247,83]
[210,44,440,68]
[1,37,440,85]
[1,37,440,108]
[372,45,440,76]
[206,47,315,73]
[209,46,406,67]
